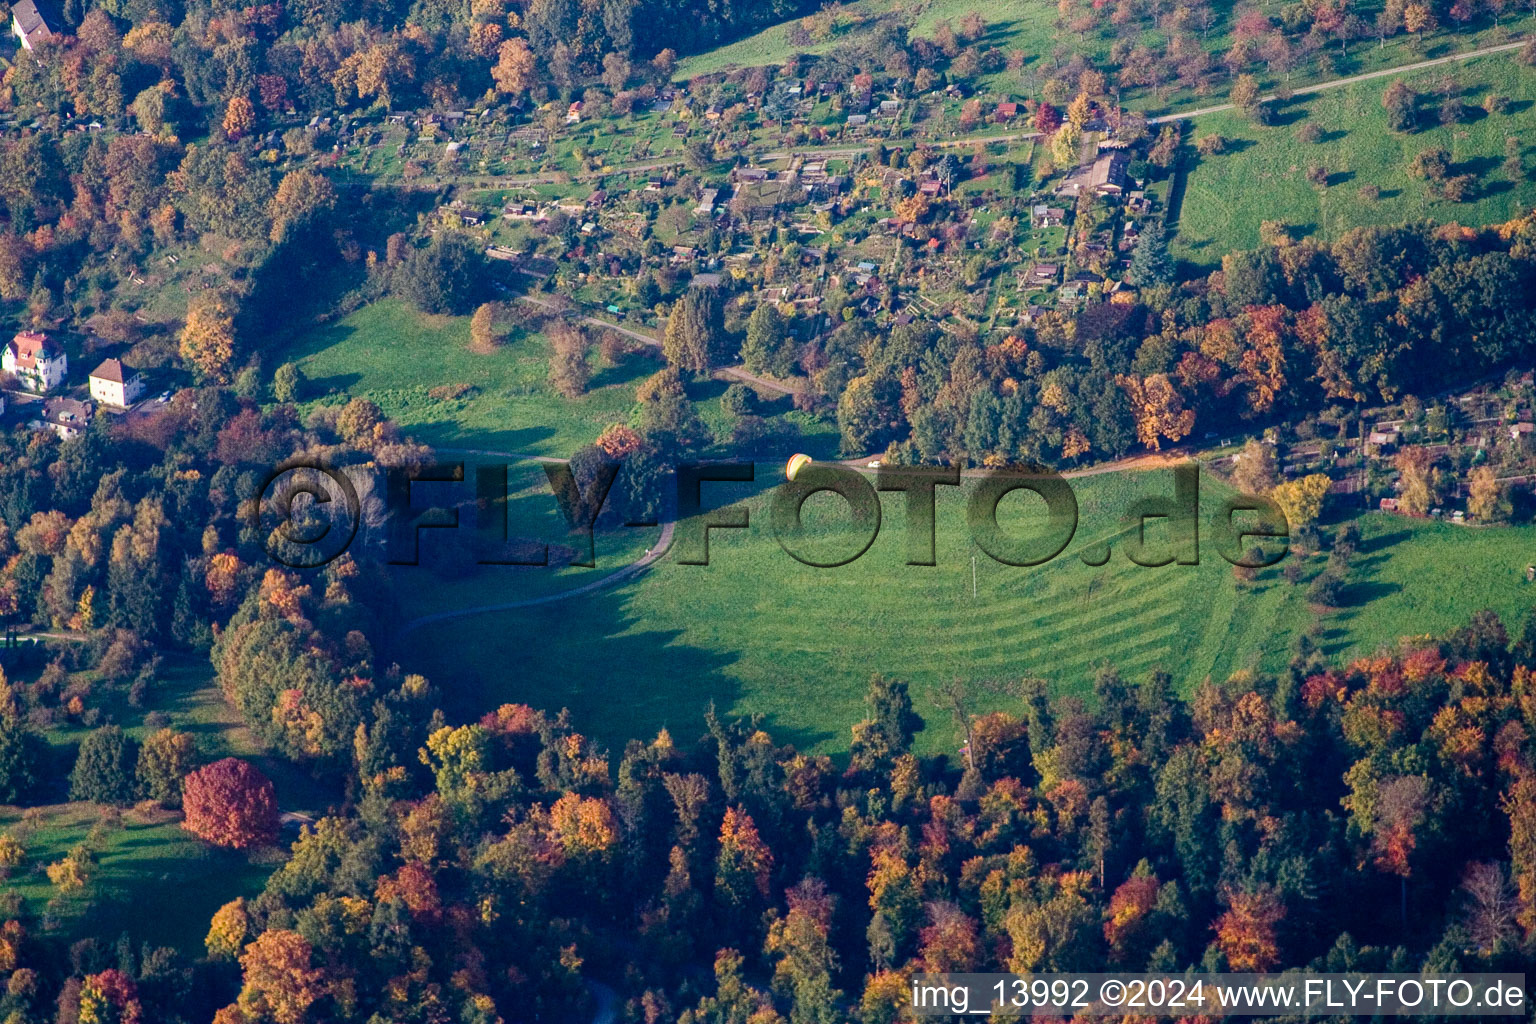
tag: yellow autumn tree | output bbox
[1066,91,1092,128]
[548,793,620,857]
[1051,122,1083,166]
[181,294,236,383]
[206,898,250,961]
[1118,373,1195,451]
[1270,473,1332,529]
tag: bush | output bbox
[1195,134,1227,156]
[1307,570,1345,606]
[721,382,757,417]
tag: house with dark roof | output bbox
[3,331,66,392]
[88,358,145,408]
[11,0,58,51]
[34,396,92,439]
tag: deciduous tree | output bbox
[182,757,279,849]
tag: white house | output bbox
[88,358,145,408]
[11,0,58,50]
[3,332,67,392]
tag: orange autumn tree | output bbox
[375,860,442,924]
[1104,872,1160,965]
[230,929,327,1024]
[1501,764,1536,939]
[715,807,773,929]
[1213,886,1285,970]
[1238,304,1292,415]
[182,757,279,850]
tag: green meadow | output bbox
[1174,55,1536,268]
[676,0,1534,123]
[0,803,271,955]
[398,465,1536,758]
[285,298,663,457]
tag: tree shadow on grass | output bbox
[397,586,837,756]
[589,356,662,392]
[1359,528,1411,555]
[1337,579,1405,607]
[409,418,559,457]
[307,371,364,395]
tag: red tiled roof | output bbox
[8,331,59,371]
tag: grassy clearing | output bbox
[285,299,663,457]
[0,803,272,955]
[1173,55,1536,268]
[400,465,1536,759]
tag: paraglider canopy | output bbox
[785,453,813,481]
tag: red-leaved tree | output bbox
[182,757,278,850]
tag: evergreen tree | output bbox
[1128,219,1174,288]
[70,725,139,805]
[0,708,45,804]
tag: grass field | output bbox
[677,0,1062,79]
[285,299,664,457]
[396,464,1536,758]
[284,297,842,461]
[0,803,270,954]
[1173,55,1536,268]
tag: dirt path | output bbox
[1148,38,1528,122]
